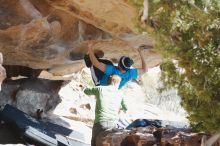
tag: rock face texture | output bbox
[96,127,218,146]
[0,78,63,117]
[0,0,161,78]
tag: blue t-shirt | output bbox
[100,65,138,89]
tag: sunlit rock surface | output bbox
[0,0,161,78]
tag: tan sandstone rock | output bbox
[0,0,162,79]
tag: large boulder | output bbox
[0,0,161,78]
[0,78,63,117]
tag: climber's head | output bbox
[118,56,134,72]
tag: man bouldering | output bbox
[85,42,148,89]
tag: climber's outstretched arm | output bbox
[136,47,148,76]
[88,42,106,72]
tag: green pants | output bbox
[91,121,116,146]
